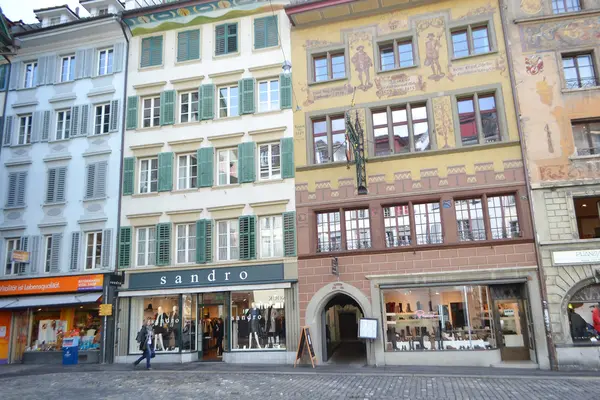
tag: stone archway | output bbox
[304,282,372,364]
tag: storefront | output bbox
[115,263,299,364]
[0,274,110,364]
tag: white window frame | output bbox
[258,79,280,112]
[55,109,71,140]
[18,114,33,145]
[94,103,111,135]
[60,55,75,82]
[218,85,239,118]
[139,157,158,194]
[50,17,61,26]
[23,61,37,88]
[136,227,156,267]
[98,48,114,76]
[142,96,161,128]
[4,238,21,276]
[179,91,199,123]
[259,215,283,258]
[98,8,108,16]
[177,153,197,190]
[258,142,281,181]
[43,235,53,273]
[217,148,238,186]
[85,231,103,270]
[217,219,239,261]
[176,223,196,264]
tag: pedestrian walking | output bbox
[133,317,155,370]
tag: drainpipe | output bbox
[0,55,11,159]
[498,0,558,370]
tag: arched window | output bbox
[568,284,600,343]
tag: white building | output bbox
[0,1,126,364]
[115,0,299,364]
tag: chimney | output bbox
[75,7,80,16]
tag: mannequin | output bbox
[153,306,167,351]
[246,302,262,349]
[265,302,279,348]
[168,305,179,351]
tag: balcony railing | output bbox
[565,77,599,90]
[576,147,600,156]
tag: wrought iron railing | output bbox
[565,77,599,90]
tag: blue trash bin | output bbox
[62,337,80,365]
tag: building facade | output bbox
[114,0,299,365]
[0,1,126,364]
[286,0,550,368]
[503,0,600,369]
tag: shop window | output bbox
[176,223,196,264]
[414,202,443,245]
[552,0,581,14]
[136,226,156,266]
[4,237,21,275]
[217,219,239,261]
[372,103,430,156]
[259,215,283,258]
[487,195,519,239]
[345,209,371,250]
[231,289,286,350]
[85,231,102,270]
[562,53,597,89]
[451,24,491,58]
[312,51,346,83]
[317,211,342,252]
[568,284,600,343]
[572,120,600,156]
[455,198,486,241]
[384,205,411,247]
[217,148,239,185]
[312,115,347,164]
[383,286,496,352]
[574,196,600,239]
[458,93,500,146]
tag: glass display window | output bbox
[567,283,600,343]
[129,296,181,354]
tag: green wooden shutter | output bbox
[198,147,214,187]
[177,30,189,62]
[280,73,292,109]
[118,226,132,269]
[155,223,171,266]
[158,152,173,192]
[195,219,213,264]
[188,30,200,60]
[141,37,151,68]
[237,142,255,183]
[215,24,226,55]
[150,36,163,66]
[160,90,175,125]
[239,78,255,114]
[200,84,214,120]
[266,16,278,48]
[239,215,256,260]
[283,212,297,257]
[126,96,138,130]
[122,157,135,195]
[280,137,295,179]
[254,17,267,49]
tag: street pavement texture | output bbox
[1,364,599,400]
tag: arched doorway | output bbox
[566,282,600,344]
[322,293,366,364]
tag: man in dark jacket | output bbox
[133,317,155,370]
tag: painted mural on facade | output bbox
[519,16,600,52]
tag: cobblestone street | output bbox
[1,364,599,399]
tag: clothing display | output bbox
[246,308,261,334]
[154,312,168,335]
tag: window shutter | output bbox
[151,36,163,66]
[239,215,256,260]
[200,84,214,120]
[49,233,62,273]
[75,49,86,79]
[160,90,175,125]
[85,163,96,199]
[238,141,256,183]
[101,228,113,268]
[198,147,214,188]
[2,115,12,146]
[45,55,57,85]
[280,137,295,179]
[36,56,47,87]
[196,219,213,264]
[177,30,189,62]
[126,96,138,130]
[95,161,107,198]
[227,24,238,53]
[254,17,267,49]
[80,104,90,136]
[283,211,297,257]
[122,157,135,196]
[69,232,81,271]
[9,62,22,90]
[41,111,51,142]
[70,105,81,137]
[56,167,67,202]
[16,172,27,207]
[266,16,278,48]
[113,42,125,73]
[158,152,173,192]
[84,48,95,78]
[18,236,29,275]
[31,111,43,143]
[239,78,255,114]
[188,29,200,60]
[6,173,17,207]
[29,235,42,275]
[280,73,292,109]
[141,37,151,68]
[0,64,7,90]
[109,99,120,132]
[46,168,57,203]
[156,223,171,266]
[215,25,226,55]
[118,227,132,269]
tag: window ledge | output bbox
[3,205,26,211]
[138,64,164,72]
[83,197,107,203]
[377,64,419,75]
[215,115,243,122]
[569,154,600,161]
[173,120,201,128]
[308,77,348,87]
[514,9,600,24]
[172,188,199,194]
[43,201,67,207]
[49,138,70,144]
[252,45,280,54]
[16,86,36,92]
[451,49,498,63]
[82,149,112,158]
[92,72,115,80]
[132,192,160,198]
[297,160,350,172]
[54,79,75,86]
[175,58,201,66]
[254,108,284,116]
[254,179,284,186]
[211,184,242,191]
[561,86,600,94]
[87,132,114,139]
[10,143,32,148]
[212,52,241,61]
[136,125,163,132]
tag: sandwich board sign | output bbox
[294,326,317,368]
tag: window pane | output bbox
[314,57,328,82]
[455,199,486,241]
[331,54,345,79]
[572,122,600,156]
[458,98,478,146]
[414,203,442,245]
[380,46,395,71]
[317,212,341,252]
[384,205,411,247]
[472,27,490,54]
[412,106,430,152]
[398,42,414,67]
[487,195,519,239]
[313,120,329,164]
[452,31,469,58]
[479,96,500,143]
[331,117,346,162]
[345,209,371,250]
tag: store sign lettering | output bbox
[552,250,600,265]
[159,269,249,285]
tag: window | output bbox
[260,215,283,258]
[55,109,71,140]
[98,48,114,76]
[141,36,163,68]
[254,16,278,49]
[177,29,200,62]
[177,153,197,190]
[379,39,414,71]
[458,93,500,146]
[85,231,103,270]
[218,148,238,185]
[574,197,600,239]
[455,199,486,241]
[85,162,107,200]
[142,96,161,128]
[562,54,597,89]
[313,51,346,82]
[259,143,281,180]
[345,209,371,250]
[258,79,279,112]
[18,114,33,145]
[176,223,196,264]
[414,202,443,245]
[215,23,238,55]
[136,227,156,266]
[180,91,199,123]
[4,238,21,275]
[218,85,239,118]
[46,167,67,204]
[98,8,108,16]
[312,115,347,164]
[60,55,75,82]
[94,103,111,135]
[372,103,430,156]
[552,0,581,13]
[50,17,61,26]
[6,171,27,208]
[451,24,491,58]
[23,62,38,88]
[487,195,519,239]
[43,235,53,273]
[0,64,8,90]
[572,120,600,156]
[317,211,342,252]
[217,219,239,261]
[384,205,411,247]
[139,158,158,193]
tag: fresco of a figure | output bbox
[351,45,373,91]
[424,32,445,81]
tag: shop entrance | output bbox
[198,293,227,362]
[321,293,366,364]
[490,284,532,361]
